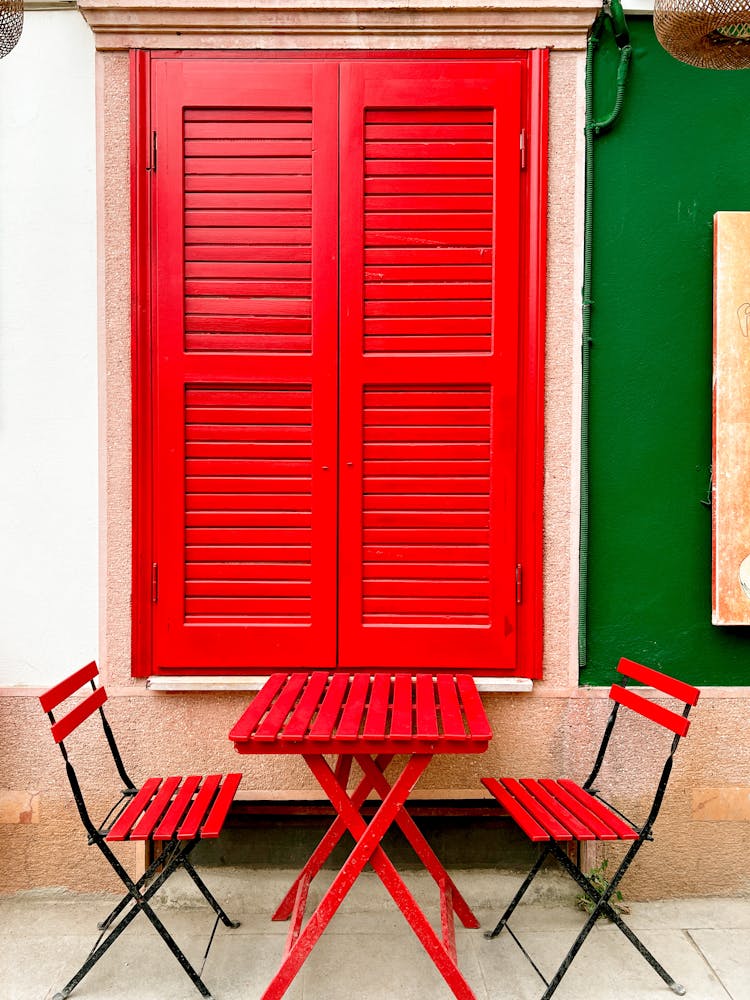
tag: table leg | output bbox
[261,754,476,1000]
[355,753,479,929]
[272,754,393,921]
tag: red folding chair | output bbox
[40,662,242,1000]
[481,657,700,999]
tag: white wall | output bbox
[0,9,97,687]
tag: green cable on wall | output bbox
[579,0,632,670]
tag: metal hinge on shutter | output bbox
[152,563,159,603]
[147,131,157,173]
[516,564,523,604]
[520,129,527,171]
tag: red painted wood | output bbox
[308,673,350,740]
[617,658,700,706]
[455,676,492,740]
[40,661,99,713]
[537,779,621,840]
[337,62,522,672]
[440,882,457,963]
[390,673,413,739]
[481,777,550,842]
[610,684,691,737]
[436,676,467,740]
[107,778,162,842]
[150,59,338,673]
[415,675,439,739]
[50,687,108,744]
[133,52,547,679]
[557,780,639,841]
[201,772,243,838]
[153,775,202,839]
[177,774,222,840]
[130,776,182,841]
[333,674,370,739]
[228,673,287,741]
[281,672,329,740]
[499,778,574,842]
[255,674,307,740]
[521,779,599,841]
[363,674,391,740]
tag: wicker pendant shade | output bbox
[654,1,750,68]
[0,0,23,59]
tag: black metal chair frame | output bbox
[41,663,241,1000]
[484,659,700,999]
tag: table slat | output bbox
[456,675,492,740]
[255,673,307,740]
[436,675,467,740]
[363,674,391,739]
[390,674,413,739]
[335,674,371,739]
[415,675,439,739]
[282,672,329,740]
[228,673,287,741]
[308,674,350,740]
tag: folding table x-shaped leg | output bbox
[262,752,479,1000]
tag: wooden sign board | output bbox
[713,212,750,624]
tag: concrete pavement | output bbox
[2,870,748,1000]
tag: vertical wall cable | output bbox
[579,1,632,669]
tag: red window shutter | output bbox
[151,60,338,672]
[338,61,523,671]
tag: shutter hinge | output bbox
[515,564,523,604]
[152,562,159,603]
[146,131,157,173]
[520,129,527,171]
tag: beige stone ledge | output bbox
[78,1,600,50]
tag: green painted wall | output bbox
[585,17,750,686]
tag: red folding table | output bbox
[229,671,492,1000]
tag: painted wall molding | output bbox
[78,0,600,50]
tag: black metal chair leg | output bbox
[485,845,551,939]
[180,847,241,928]
[607,908,686,995]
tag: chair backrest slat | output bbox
[50,686,108,744]
[609,683,690,737]
[617,658,699,706]
[39,660,98,713]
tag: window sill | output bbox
[146,675,533,693]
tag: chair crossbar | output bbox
[39,660,98,713]
[617,658,700,706]
[610,684,690,736]
[50,686,108,744]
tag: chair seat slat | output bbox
[481,778,550,842]
[536,779,618,841]
[617,658,700,706]
[129,776,183,841]
[520,779,598,841]
[177,774,222,840]
[106,778,162,842]
[201,773,243,838]
[153,775,202,839]
[610,684,690,736]
[557,780,639,840]
[228,673,287,741]
[40,661,99,713]
[500,778,574,841]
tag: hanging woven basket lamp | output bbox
[654,0,750,68]
[0,0,23,59]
